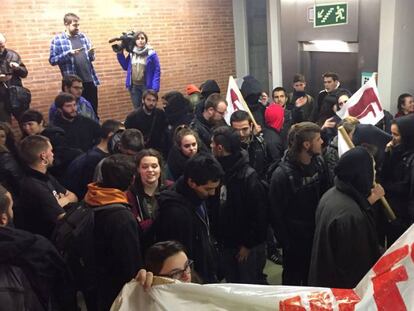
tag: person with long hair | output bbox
[0,122,23,197]
[116,31,161,109]
[166,126,199,181]
[127,148,164,244]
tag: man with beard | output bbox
[190,93,228,151]
[16,135,77,239]
[381,114,414,244]
[230,110,269,177]
[53,92,101,152]
[125,89,167,156]
[49,13,99,114]
[154,153,224,283]
[49,74,98,123]
[269,122,331,285]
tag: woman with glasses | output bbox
[116,31,161,109]
[166,126,200,181]
[136,241,194,289]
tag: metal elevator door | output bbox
[301,51,359,98]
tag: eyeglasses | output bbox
[214,109,226,116]
[71,86,84,90]
[158,259,194,280]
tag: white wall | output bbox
[378,0,414,114]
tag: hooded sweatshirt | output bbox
[83,182,143,310]
[309,147,381,288]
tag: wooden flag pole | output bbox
[338,126,396,222]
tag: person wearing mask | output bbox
[309,147,384,288]
[117,31,161,109]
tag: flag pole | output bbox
[338,126,396,222]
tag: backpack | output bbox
[52,202,127,291]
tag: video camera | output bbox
[108,31,136,53]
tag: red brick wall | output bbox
[0,0,236,123]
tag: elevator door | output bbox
[301,51,359,98]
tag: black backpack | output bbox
[52,202,127,291]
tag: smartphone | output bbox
[294,90,306,98]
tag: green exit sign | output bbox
[314,3,348,27]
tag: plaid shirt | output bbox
[49,32,100,86]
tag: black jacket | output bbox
[167,145,190,181]
[190,114,213,152]
[52,114,101,152]
[63,146,108,199]
[0,226,77,310]
[93,205,143,310]
[381,114,414,223]
[308,179,381,288]
[269,154,331,248]
[216,152,267,249]
[125,107,167,155]
[261,126,284,164]
[154,177,218,283]
[0,151,23,198]
[309,147,381,288]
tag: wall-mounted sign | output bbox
[314,3,348,28]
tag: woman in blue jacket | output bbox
[117,31,161,109]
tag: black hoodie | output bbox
[381,114,414,225]
[309,147,381,288]
[154,177,218,283]
[241,76,266,127]
[0,226,77,310]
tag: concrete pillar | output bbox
[267,0,283,89]
[378,0,414,114]
[232,0,249,79]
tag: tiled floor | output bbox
[264,259,283,285]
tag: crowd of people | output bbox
[0,11,414,311]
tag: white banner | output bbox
[336,76,384,125]
[112,225,414,311]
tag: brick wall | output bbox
[0,0,236,123]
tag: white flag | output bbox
[224,76,254,125]
[336,76,384,125]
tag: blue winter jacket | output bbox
[116,50,161,91]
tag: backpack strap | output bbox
[89,203,129,213]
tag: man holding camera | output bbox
[49,13,100,115]
[0,33,28,122]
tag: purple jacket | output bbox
[116,50,160,91]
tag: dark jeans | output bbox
[82,82,98,115]
[282,236,313,286]
[220,243,266,284]
[129,84,145,110]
